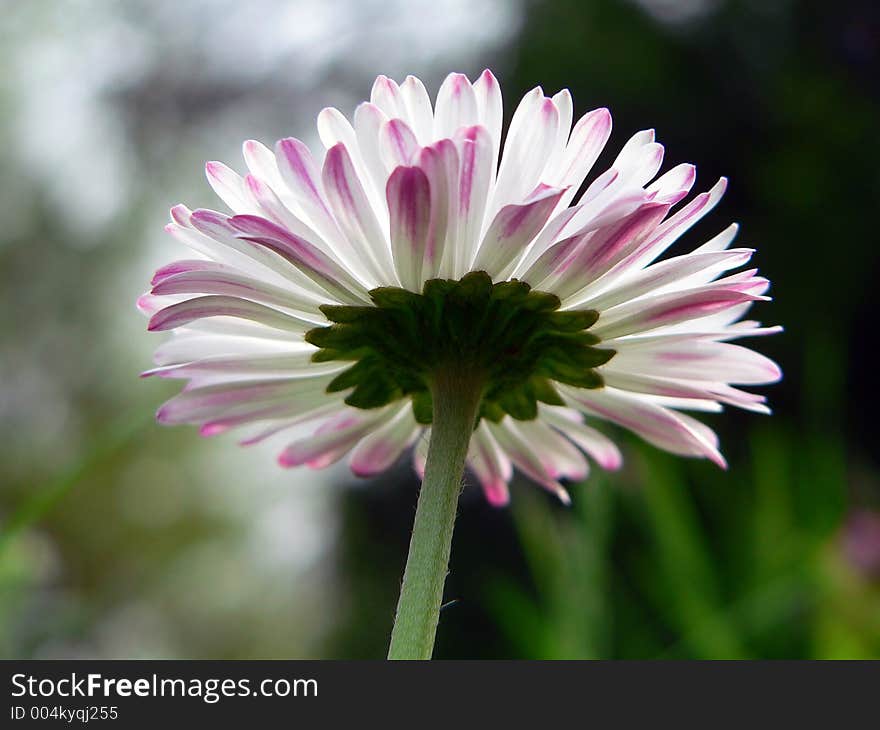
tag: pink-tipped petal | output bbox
[387,165,432,291]
[539,406,623,471]
[322,143,397,284]
[524,202,669,297]
[229,213,370,304]
[488,418,572,504]
[571,248,755,311]
[472,70,503,178]
[151,259,224,287]
[647,163,697,205]
[151,268,323,317]
[550,107,613,208]
[148,295,314,333]
[473,185,566,279]
[205,161,253,213]
[156,375,337,427]
[370,75,404,119]
[434,72,478,139]
[592,286,765,340]
[453,125,493,275]
[419,138,460,280]
[467,425,512,507]
[564,385,727,468]
[379,118,419,170]
[349,407,420,477]
[278,407,395,469]
[491,88,560,213]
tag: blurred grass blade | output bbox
[636,452,747,658]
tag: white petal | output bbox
[490,88,560,214]
[609,338,782,385]
[151,267,324,318]
[466,424,512,506]
[562,385,726,467]
[538,405,623,470]
[243,174,337,261]
[387,165,432,291]
[568,248,755,311]
[279,406,397,469]
[511,419,589,481]
[370,75,405,119]
[421,139,461,280]
[433,72,479,139]
[412,428,430,479]
[229,213,372,304]
[157,374,338,427]
[691,223,739,254]
[547,107,612,209]
[148,295,314,334]
[379,118,419,170]
[322,143,398,285]
[152,333,308,366]
[488,418,571,504]
[454,126,494,274]
[399,75,434,145]
[522,203,669,297]
[186,208,345,299]
[317,107,389,229]
[647,163,696,205]
[591,285,765,340]
[615,177,729,274]
[472,70,503,183]
[545,89,573,176]
[242,140,286,194]
[473,186,565,280]
[274,137,358,268]
[205,161,257,214]
[144,352,344,383]
[353,102,392,203]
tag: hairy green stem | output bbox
[387,367,485,660]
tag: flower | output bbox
[141,70,781,506]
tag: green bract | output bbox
[305,271,615,425]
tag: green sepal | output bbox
[326,357,379,393]
[450,270,493,306]
[492,279,532,303]
[422,278,458,304]
[521,290,561,312]
[529,376,566,406]
[344,372,401,409]
[305,323,367,350]
[307,270,613,424]
[311,348,345,363]
[539,344,616,370]
[319,304,383,324]
[537,358,605,389]
[479,400,507,423]
[369,287,423,310]
[498,385,539,420]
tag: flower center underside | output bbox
[305,271,615,425]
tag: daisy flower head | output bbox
[141,70,781,507]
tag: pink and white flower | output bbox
[141,71,781,506]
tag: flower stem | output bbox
[387,366,485,660]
